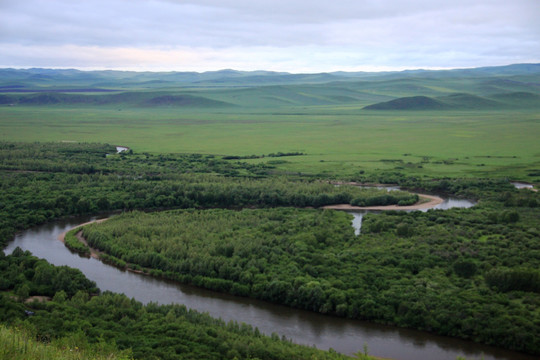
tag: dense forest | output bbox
[1,141,539,358]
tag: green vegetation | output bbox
[0,250,353,360]
[2,106,539,180]
[0,247,99,301]
[0,91,234,108]
[2,66,540,180]
[1,141,539,356]
[79,190,540,355]
[0,325,131,360]
[0,141,418,248]
[64,229,90,257]
[364,95,448,110]
[363,92,540,110]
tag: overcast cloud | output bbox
[0,0,538,72]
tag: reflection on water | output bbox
[511,182,535,190]
[349,211,368,235]
[3,214,535,360]
[360,185,401,192]
[432,198,476,210]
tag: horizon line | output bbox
[2,62,539,75]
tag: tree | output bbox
[453,260,477,278]
[15,283,30,301]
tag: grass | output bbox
[2,67,540,181]
[1,105,539,180]
[0,325,130,360]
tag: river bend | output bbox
[4,212,535,360]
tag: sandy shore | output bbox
[329,180,398,188]
[325,181,444,210]
[322,193,444,211]
[57,218,150,275]
[58,218,108,259]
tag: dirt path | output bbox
[329,180,398,188]
[25,295,52,303]
[322,193,444,211]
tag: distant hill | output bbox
[439,93,502,109]
[0,68,338,88]
[363,96,448,110]
[1,63,539,89]
[362,91,540,110]
[144,94,231,107]
[1,64,539,109]
[489,92,540,107]
[0,91,234,108]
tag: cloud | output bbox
[0,0,538,71]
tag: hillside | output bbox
[490,91,540,107]
[1,63,539,89]
[363,91,540,110]
[1,63,539,109]
[363,96,448,110]
[0,91,233,108]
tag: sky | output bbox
[1,0,539,73]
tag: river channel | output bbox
[4,207,536,360]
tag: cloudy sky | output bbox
[1,0,539,72]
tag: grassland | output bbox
[1,105,539,180]
[0,325,131,360]
[1,65,539,181]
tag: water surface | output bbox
[511,182,535,190]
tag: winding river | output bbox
[3,204,536,360]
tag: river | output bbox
[4,208,536,360]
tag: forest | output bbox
[0,141,539,358]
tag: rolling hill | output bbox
[1,63,539,109]
[363,96,448,110]
[363,91,540,110]
[0,91,234,108]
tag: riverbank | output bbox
[58,219,107,259]
[58,219,151,277]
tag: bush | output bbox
[485,268,540,293]
[453,260,477,278]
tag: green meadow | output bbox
[1,65,539,180]
[2,106,539,180]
